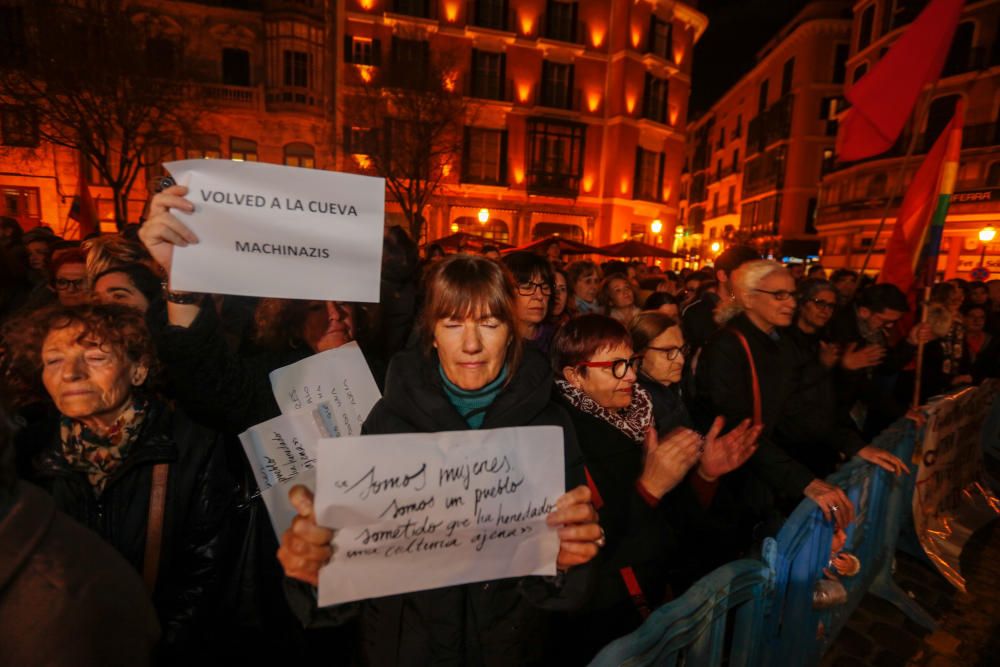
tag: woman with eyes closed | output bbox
[548,314,758,662]
[279,255,601,667]
[7,303,232,664]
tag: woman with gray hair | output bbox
[693,260,855,544]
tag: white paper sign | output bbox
[238,412,324,538]
[315,426,565,606]
[165,159,385,302]
[268,341,380,438]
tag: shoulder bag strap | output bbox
[143,462,170,594]
[731,329,762,426]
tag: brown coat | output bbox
[0,481,160,667]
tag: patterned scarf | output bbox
[556,379,653,443]
[60,399,148,496]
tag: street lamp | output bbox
[979,225,996,267]
[478,208,490,224]
[710,241,721,254]
[450,222,459,233]
[650,219,663,235]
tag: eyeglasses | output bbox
[754,288,796,301]
[807,298,836,311]
[54,278,85,292]
[578,355,642,379]
[646,344,690,360]
[517,281,552,296]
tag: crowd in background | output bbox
[0,201,998,666]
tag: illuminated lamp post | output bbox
[979,225,996,267]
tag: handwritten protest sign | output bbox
[165,159,384,302]
[238,412,323,538]
[315,426,564,606]
[239,344,382,537]
[268,341,380,438]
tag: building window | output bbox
[472,0,509,31]
[924,94,960,151]
[820,148,835,176]
[642,73,668,124]
[852,63,868,83]
[230,138,258,162]
[222,48,251,86]
[781,58,795,96]
[833,43,849,84]
[344,126,376,155]
[390,0,432,19]
[462,127,507,185]
[283,142,315,168]
[390,38,429,84]
[0,106,38,147]
[146,37,177,78]
[942,21,976,77]
[470,50,506,100]
[0,6,26,67]
[0,185,41,225]
[186,135,222,160]
[858,4,875,51]
[732,148,740,170]
[633,147,664,201]
[987,162,1000,187]
[718,127,726,149]
[540,61,575,109]
[758,79,769,114]
[349,37,375,66]
[734,114,742,138]
[727,185,736,213]
[805,197,817,234]
[544,0,579,44]
[283,50,309,87]
[526,118,584,196]
[648,15,671,60]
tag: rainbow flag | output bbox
[879,99,965,294]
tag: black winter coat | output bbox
[16,400,234,659]
[288,346,594,667]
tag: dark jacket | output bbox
[16,400,233,658]
[693,314,815,499]
[774,324,866,478]
[288,346,593,667]
[0,482,160,667]
[637,374,693,437]
[825,307,916,438]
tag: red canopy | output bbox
[503,235,604,256]
[429,232,512,250]
[597,240,680,259]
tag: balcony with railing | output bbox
[465,74,513,102]
[526,171,579,197]
[745,94,794,157]
[942,46,987,78]
[197,83,261,109]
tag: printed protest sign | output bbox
[165,159,384,302]
[315,426,564,606]
[268,341,380,438]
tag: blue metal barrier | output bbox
[588,559,773,667]
[761,418,934,666]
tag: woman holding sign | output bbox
[550,314,760,662]
[279,255,602,666]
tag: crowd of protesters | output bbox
[1,198,998,666]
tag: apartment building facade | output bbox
[678,1,852,267]
[0,0,708,249]
[816,0,1000,278]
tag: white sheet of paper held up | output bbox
[238,412,323,539]
[164,159,384,302]
[315,426,564,607]
[268,341,380,438]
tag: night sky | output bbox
[690,0,814,115]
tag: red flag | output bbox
[878,100,964,296]
[835,0,964,162]
[68,158,99,238]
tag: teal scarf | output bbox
[440,364,508,429]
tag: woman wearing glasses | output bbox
[694,261,856,538]
[549,314,757,662]
[502,252,557,353]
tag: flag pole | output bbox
[856,82,940,281]
[911,285,932,409]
